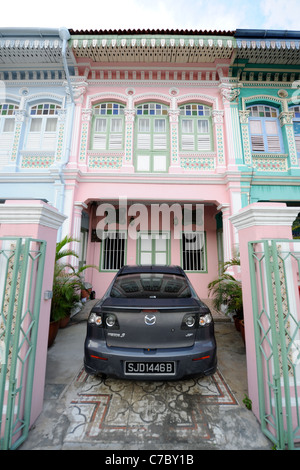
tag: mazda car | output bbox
[84,265,217,380]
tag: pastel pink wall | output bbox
[84,203,219,299]
[0,200,65,433]
[231,203,300,424]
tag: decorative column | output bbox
[123,108,135,170]
[212,110,225,169]
[239,110,252,166]
[220,83,240,169]
[279,111,298,168]
[55,108,67,163]
[217,203,233,263]
[70,201,88,267]
[168,109,181,172]
[78,108,92,169]
[10,109,26,167]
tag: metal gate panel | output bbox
[0,237,46,450]
[249,239,300,450]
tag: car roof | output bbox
[117,265,186,276]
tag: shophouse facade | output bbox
[1,28,300,300]
[65,29,241,299]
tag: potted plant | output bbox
[48,236,96,347]
[208,257,244,342]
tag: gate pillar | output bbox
[0,200,66,430]
[230,202,300,421]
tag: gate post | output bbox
[0,200,66,430]
[230,203,300,421]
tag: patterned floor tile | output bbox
[63,367,237,445]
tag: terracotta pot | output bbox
[233,315,241,331]
[59,315,70,329]
[48,320,59,348]
[240,320,245,345]
[81,289,89,299]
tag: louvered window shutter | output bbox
[265,120,281,153]
[137,134,151,149]
[109,134,122,149]
[251,135,265,152]
[0,119,15,150]
[181,134,195,151]
[197,135,211,151]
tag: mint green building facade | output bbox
[231,30,300,214]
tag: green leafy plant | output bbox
[50,236,96,322]
[207,257,243,319]
[243,394,252,410]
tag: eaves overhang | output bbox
[69,30,236,64]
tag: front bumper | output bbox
[84,338,217,380]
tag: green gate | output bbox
[0,237,46,450]
[249,239,300,450]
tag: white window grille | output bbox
[182,232,206,272]
[101,231,126,271]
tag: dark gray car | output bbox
[84,265,217,380]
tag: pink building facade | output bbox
[64,32,240,299]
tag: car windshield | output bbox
[110,273,192,298]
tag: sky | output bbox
[1,0,300,32]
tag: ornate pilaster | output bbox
[55,108,67,162]
[212,110,225,167]
[168,109,180,167]
[79,108,92,165]
[124,108,135,166]
[239,110,252,165]
[279,111,298,167]
[10,109,26,162]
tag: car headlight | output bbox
[88,312,103,326]
[181,313,197,329]
[106,313,117,328]
[199,313,213,326]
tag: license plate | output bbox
[125,361,175,375]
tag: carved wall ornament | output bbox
[221,87,240,102]
[239,110,251,124]
[279,111,295,126]
[278,89,288,98]
[212,110,224,124]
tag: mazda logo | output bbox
[144,314,156,326]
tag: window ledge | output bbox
[21,150,55,157]
[252,153,288,159]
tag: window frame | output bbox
[0,103,19,151]
[135,103,170,173]
[179,104,213,153]
[25,103,61,151]
[91,102,125,151]
[137,231,170,265]
[291,105,300,159]
[181,231,207,273]
[247,104,283,154]
[99,230,127,272]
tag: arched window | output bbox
[26,103,61,151]
[135,103,169,172]
[179,104,213,152]
[291,105,300,158]
[91,102,125,150]
[247,105,283,153]
[0,103,19,151]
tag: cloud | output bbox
[1,0,299,31]
[260,0,300,29]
